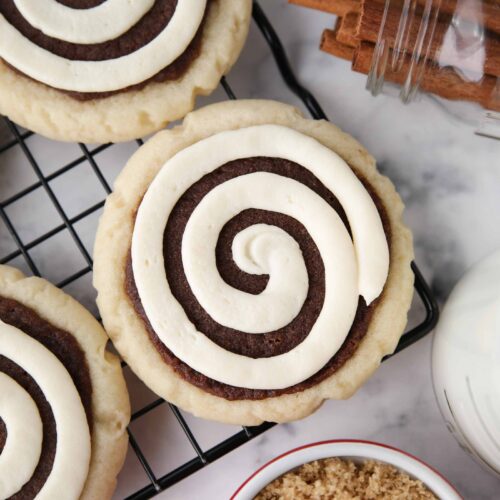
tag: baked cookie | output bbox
[94,100,414,425]
[0,265,130,499]
[0,0,251,143]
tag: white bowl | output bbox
[231,440,461,500]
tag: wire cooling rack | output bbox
[0,2,439,499]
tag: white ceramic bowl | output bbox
[231,440,461,499]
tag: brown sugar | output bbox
[254,457,438,499]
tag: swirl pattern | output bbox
[13,0,155,43]
[0,317,90,498]
[0,373,43,499]
[0,0,206,92]
[131,125,390,391]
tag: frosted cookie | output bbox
[0,0,251,143]
[0,265,130,499]
[94,100,414,425]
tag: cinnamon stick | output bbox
[288,0,360,16]
[352,41,500,111]
[336,12,360,48]
[290,0,499,35]
[321,29,356,60]
[292,0,499,111]
[358,0,500,78]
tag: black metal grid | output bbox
[0,2,439,499]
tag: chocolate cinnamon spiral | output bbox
[130,125,390,392]
[0,0,207,93]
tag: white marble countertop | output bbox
[1,1,499,499]
[144,2,499,498]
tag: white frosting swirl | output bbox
[132,125,389,390]
[13,0,155,44]
[0,320,91,499]
[0,373,43,499]
[0,0,206,92]
[184,210,310,334]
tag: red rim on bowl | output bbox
[231,439,462,499]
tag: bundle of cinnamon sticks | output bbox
[290,0,500,111]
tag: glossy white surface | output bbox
[433,250,500,477]
[0,1,499,499]
[232,441,461,500]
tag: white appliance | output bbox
[432,249,500,477]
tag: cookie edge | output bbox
[0,0,252,143]
[93,99,414,425]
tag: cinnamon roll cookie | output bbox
[0,265,130,499]
[0,0,251,143]
[94,100,414,425]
